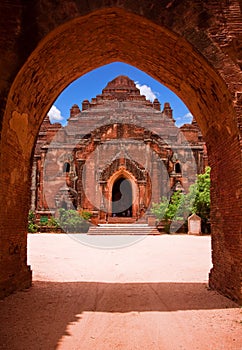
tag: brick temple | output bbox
[32,75,207,225]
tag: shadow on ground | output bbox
[0,281,238,350]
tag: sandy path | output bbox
[0,234,241,349]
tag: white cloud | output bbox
[183,112,193,121]
[48,105,64,123]
[135,82,157,102]
[175,112,193,127]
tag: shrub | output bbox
[57,208,90,233]
[28,211,39,233]
[79,210,92,221]
[47,216,59,228]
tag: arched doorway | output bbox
[98,157,151,224]
[0,6,241,302]
[112,177,133,218]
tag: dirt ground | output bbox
[0,234,241,350]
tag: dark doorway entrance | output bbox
[112,177,133,217]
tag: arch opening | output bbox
[112,177,133,217]
[63,162,70,173]
[175,162,182,174]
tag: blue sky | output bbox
[48,62,193,127]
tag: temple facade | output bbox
[31,76,207,225]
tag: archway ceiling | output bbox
[5,7,238,154]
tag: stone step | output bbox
[88,225,160,235]
[99,224,149,227]
[108,217,137,224]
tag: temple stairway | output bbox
[88,224,160,235]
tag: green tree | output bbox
[166,190,184,221]
[175,166,211,232]
[151,196,170,221]
[151,191,185,233]
[151,166,211,233]
[151,190,184,221]
[190,166,210,221]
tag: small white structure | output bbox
[188,213,201,235]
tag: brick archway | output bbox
[0,6,241,302]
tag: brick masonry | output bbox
[0,1,241,303]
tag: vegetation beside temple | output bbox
[151,167,211,233]
[28,209,92,233]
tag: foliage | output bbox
[47,216,59,228]
[28,223,39,233]
[28,210,35,223]
[165,190,184,221]
[57,208,90,233]
[151,190,185,222]
[28,209,91,233]
[190,166,210,221]
[79,210,92,221]
[151,166,211,229]
[28,211,39,233]
[151,196,170,221]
